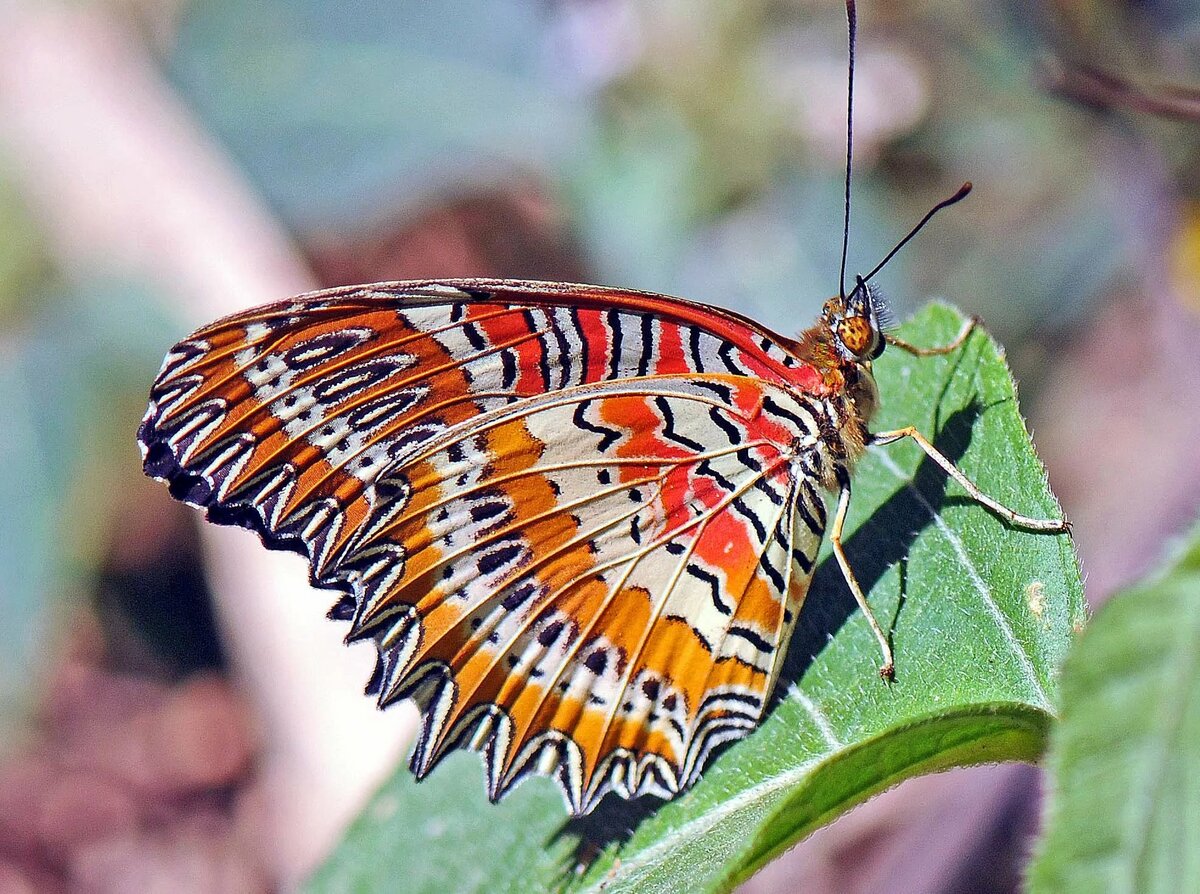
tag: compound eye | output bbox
[837,315,875,359]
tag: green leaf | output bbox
[1028,519,1200,894]
[306,303,1084,894]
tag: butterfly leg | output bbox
[830,473,896,681]
[885,316,977,356]
[869,427,1069,532]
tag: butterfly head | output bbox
[824,276,889,365]
[791,276,888,422]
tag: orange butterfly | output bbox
[138,2,1065,815]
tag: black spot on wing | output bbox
[708,407,743,445]
[583,648,609,675]
[654,396,706,452]
[761,395,814,434]
[500,348,518,389]
[758,549,786,592]
[606,309,623,379]
[731,496,767,544]
[728,624,774,653]
[696,459,735,493]
[550,309,573,388]
[537,619,566,647]
[687,327,706,372]
[685,564,732,616]
[462,321,487,351]
[479,542,524,576]
[717,340,744,374]
[501,581,543,612]
[637,313,654,377]
[572,400,621,452]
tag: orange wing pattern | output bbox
[139,280,836,812]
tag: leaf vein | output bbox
[788,687,843,749]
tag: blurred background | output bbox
[1,0,1197,891]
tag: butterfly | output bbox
[137,273,1065,815]
[137,1,1066,817]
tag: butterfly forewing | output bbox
[139,280,832,812]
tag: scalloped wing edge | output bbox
[138,403,774,815]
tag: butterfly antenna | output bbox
[838,0,857,300]
[861,181,973,283]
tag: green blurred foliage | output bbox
[1029,518,1200,894]
[166,0,587,229]
[0,193,179,746]
[0,180,64,745]
[163,0,1187,347]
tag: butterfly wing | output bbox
[139,280,831,812]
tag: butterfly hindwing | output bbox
[139,280,832,812]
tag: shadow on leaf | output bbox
[776,398,981,694]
